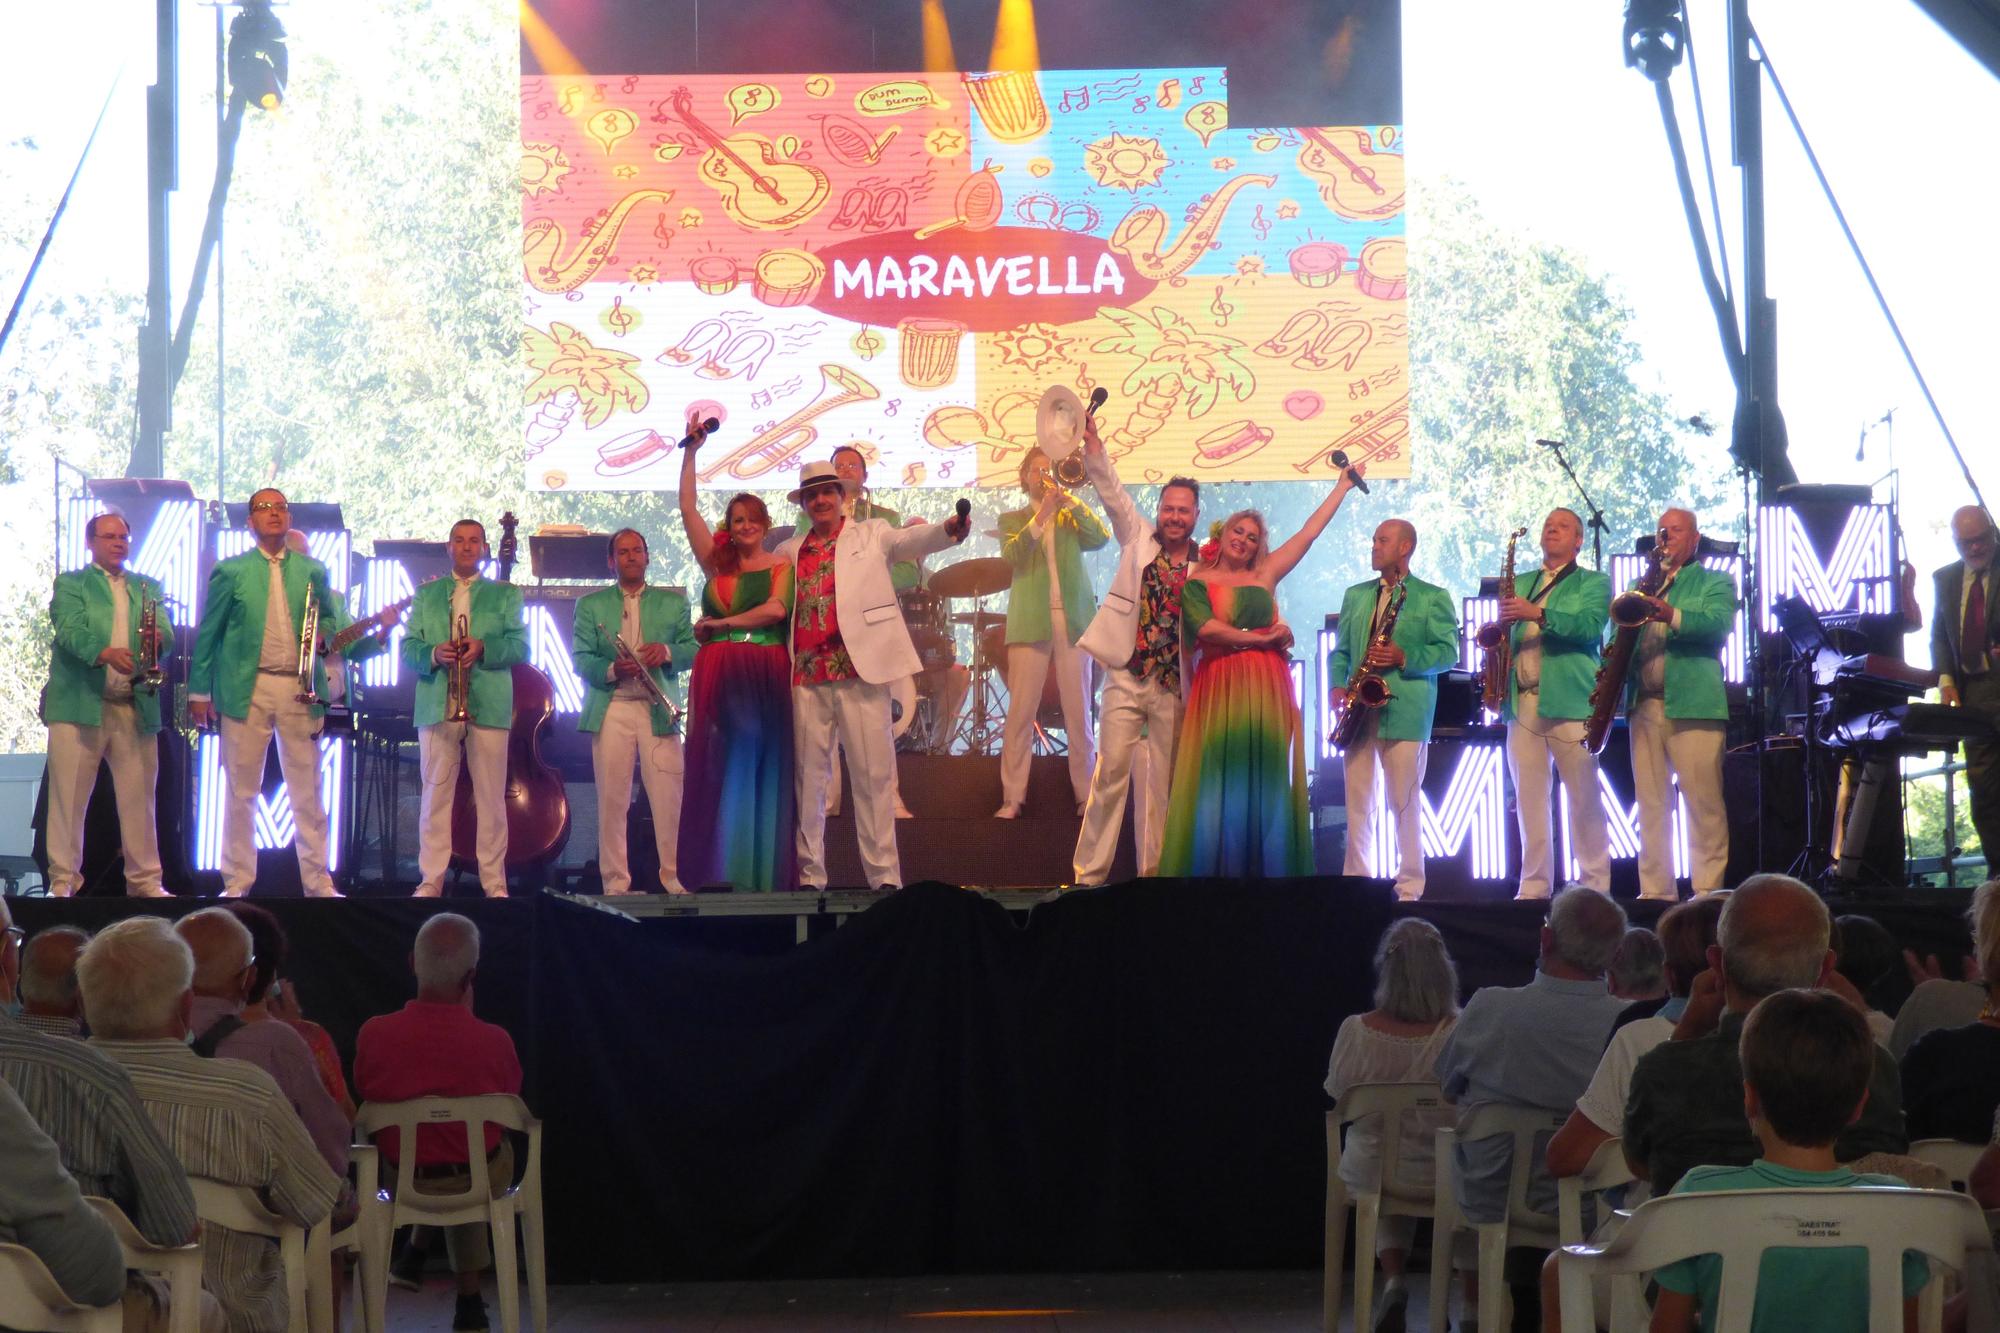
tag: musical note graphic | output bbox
[559,85,580,115]
[603,296,636,337]
[1209,285,1235,328]
[1250,203,1272,242]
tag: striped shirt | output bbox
[0,1077,125,1307]
[92,1038,340,1333]
[0,1012,197,1247]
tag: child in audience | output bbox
[1649,988,1927,1332]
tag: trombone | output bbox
[599,621,684,729]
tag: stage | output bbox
[9,877,1978,1284]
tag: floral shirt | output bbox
[791,525,856,685]
[1125,546,1190,692]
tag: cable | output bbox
[0,73,123,363]
[1678,2,1735,314]
[1651,78,1746,388]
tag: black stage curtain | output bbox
[8,881,1975,1282]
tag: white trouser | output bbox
[999,604,1094,807]
[220,673,335,896]
[1628,694,1729,898]
[416,721,509,896]
[46,703,162,897]
[590,697,684,894]
[1506,690,1612,898]
[1073,668,1184,884]
[794,678,900,888]
[1342,727,1428,900]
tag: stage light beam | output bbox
[520,0,589,77]
[987,0,1039,73]
[921,0,955,75]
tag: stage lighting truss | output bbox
[227,0,288,111]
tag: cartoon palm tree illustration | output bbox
[1089,305,1256,455]
[523,321,651,451]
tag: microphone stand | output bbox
[1541,439,1609,570]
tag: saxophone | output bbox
[1584,528,1679,755]
[1331,580,1407,748]
[1476,527,1528,713]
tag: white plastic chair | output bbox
[1429,1104,1570,1333]
[1556,1186,1991,1333]
[353,1094,546,1333]
[1909,1138,1986,1194]
[1322,1080,1448,1333]
[1556,1138,1640,1247]
[85,1196,203,1333]
[0,1240,122,1333]
[190,1175,327,1333]
[310,1144,387,1333]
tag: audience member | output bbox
[1900,877,2000,1142]
[1547,893,1727,1179]
[1605,926,1665,1003]
[1323,918,1461,1327]
[1889,943,1985,1060]
[18,924,90,1038]
[0,1076,125,1308]
[1622,874,1907,1194]
[174,907,350,1176]
[222,901,357,1120]
[354,913,523,1333]
[1829,914,1899,1044]
[1650,989,1927,1333]
[82,916,340,1333]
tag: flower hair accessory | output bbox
[1198,519,1224,565]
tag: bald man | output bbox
[1621,509,1738,900]
[1329,519,1459,899]
[1934,505,2000,864]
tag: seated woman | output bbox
[1900,878,2000,1141]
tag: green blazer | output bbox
[570,584,699,736]
[1503,565,1612,723]
[1328,575,1458,743]
[188,548,382,721]
[45,565,176,734]
[999,503,1110,646]
[852,497,920,591]
[399,576,528,729]
[1623,561,1737,721]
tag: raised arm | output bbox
[678,419,717,574]
[1080,414,1143,547]
[1266,465,1363,584]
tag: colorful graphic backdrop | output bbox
[521,69,1407,490]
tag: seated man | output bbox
[82,916,340,1333]
[18,924,90,1038]
[174,908,350,1176]
[1651,989,1927,1332]
[1622,874,1907,1195]
[0,1076,125,1309]
[354,913,523,1333]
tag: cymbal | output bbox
[928,557,1012,599]
[762,523,795,553]
[950,610,1006,625]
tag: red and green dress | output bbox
[680,564,798,892]
[1158,579,1313,878]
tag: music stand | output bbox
[528,533,610,581]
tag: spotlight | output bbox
[1622,0,1685,82]
[229,0,289,111]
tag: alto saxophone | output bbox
[1476,527,1528,714]
[1331,580,1407,748]
[134,590,165,694]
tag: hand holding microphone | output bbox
[1329,449,1371,495]
[679,413,722,449]
[945,497,972,543]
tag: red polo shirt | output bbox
[353,1000,522,1165]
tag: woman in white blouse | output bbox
[1324,917,1461,1323]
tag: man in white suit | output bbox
[779,460,971,889]
[1072,413,1200,884]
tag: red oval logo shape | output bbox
[807,227,1158,333]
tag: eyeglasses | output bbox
[249,500,290,513]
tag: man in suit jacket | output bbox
[44,512,174,897]
[1329,519,1459,901]
[1497,508,1614,899]
[1621,508,1739,900]
[1072,415,1198,884]
[1933,505,2000,865]
[995,449,1111,817]
[401,520,527,898]
[571,529,700,894]
[188,489,388,897]
[778,460,970,889]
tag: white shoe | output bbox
[1638,890,1680,902]
[894,799,914,819]
[1395,890,1424,903]
[413,883,442,899]
[994,803,1021,819]
[1513,889,1550,901]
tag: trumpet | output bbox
[600,621,684,730]
[444,613,472,723]
[294,586,321,706]
[134,590,165,694]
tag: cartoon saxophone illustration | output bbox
[524,189,674,295]
[1107,173,1276,284]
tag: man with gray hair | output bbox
[18,924,90,1038]
[83,916,339,1333]
[175,907,350,1175]
[1622,873,1907,1192]
[354,914,523,1333]
[1436,888,1631,1235]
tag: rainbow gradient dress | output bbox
[680,564,798,891]
[1158,579,1313,878]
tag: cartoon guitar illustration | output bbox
[1297,128,1404,222]
[664,86,831,231]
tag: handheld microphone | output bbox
[952,497,971,540]
[677,417,721,449]
[1535,438,1565,449]
[1085,387,1108,417]
[1328,449,1371,495]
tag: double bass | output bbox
[452,512,570,867]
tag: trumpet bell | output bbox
[1053,452,1089,487]
[1036,383,1091,489]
